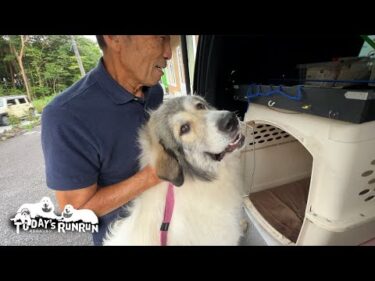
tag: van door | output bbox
[193,35,217,104]
[16,97,30,117]
[193,35,249,116]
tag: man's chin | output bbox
[144,79,161,87]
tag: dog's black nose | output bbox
[217,112,238,133]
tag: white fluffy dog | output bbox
[11,208,32,225]
[104,96,246,245]
[60,204,98,224]
[11,196,58,221]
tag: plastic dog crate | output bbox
[240,103,375,245]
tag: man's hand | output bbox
[55,165,163,217]
[141,165,163,188]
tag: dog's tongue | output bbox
[225,134,245,153]
[207,133,245,162]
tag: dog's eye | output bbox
[180,123,190,135]
[196,103,206,110]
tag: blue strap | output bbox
[246,84,303,103]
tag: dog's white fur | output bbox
[12,197,58,220]
[105,157,243,245]
[60,204,98,224]
[104,96,245,245]
[11,210,32,225]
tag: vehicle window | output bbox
[359,35,375,57]
[7,99,16,106]
[0,99,3,107]
[18,98,27,104]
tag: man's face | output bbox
[118,35,172,87]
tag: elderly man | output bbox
[41,36,172,245]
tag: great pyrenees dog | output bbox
[10,208,32,225]
[11,196,58,221]
[104,96,246,245]
[60,204,98,224]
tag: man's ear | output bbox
[155,140,184,187]
[103,35,121,52]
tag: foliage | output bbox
[8,114,21,126]
[0,35,101,100]
[32,95,56,113]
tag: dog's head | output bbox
[62,204,74,218]
[20,208,31,217]
[40,197,54,213]
[139,96,245,187]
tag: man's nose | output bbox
[164,47,172,60]
[164,40,172,60]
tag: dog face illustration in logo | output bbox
[62,204,74,219]
[39,197,58,219]
[61,204,98,224]
[11,197,58,221]
[41,197,53,213]
[11,208,32,225]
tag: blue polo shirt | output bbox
[41,58,163,245]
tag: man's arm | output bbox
[55,165,161,217]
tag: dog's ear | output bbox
[155,140,184,186]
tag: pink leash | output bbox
[160,182,175,246]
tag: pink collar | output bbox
[160,182,175,246]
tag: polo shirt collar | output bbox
[93,58,146,105]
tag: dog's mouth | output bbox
[63,212,73,218]
[206,133,245,161]
[42,206,52,213]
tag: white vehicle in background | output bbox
[0,95,36,126]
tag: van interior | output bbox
[193,35,371,243]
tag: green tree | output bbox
[76,36,101,72]
[1,35,101,100]
[8,36,33,100]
